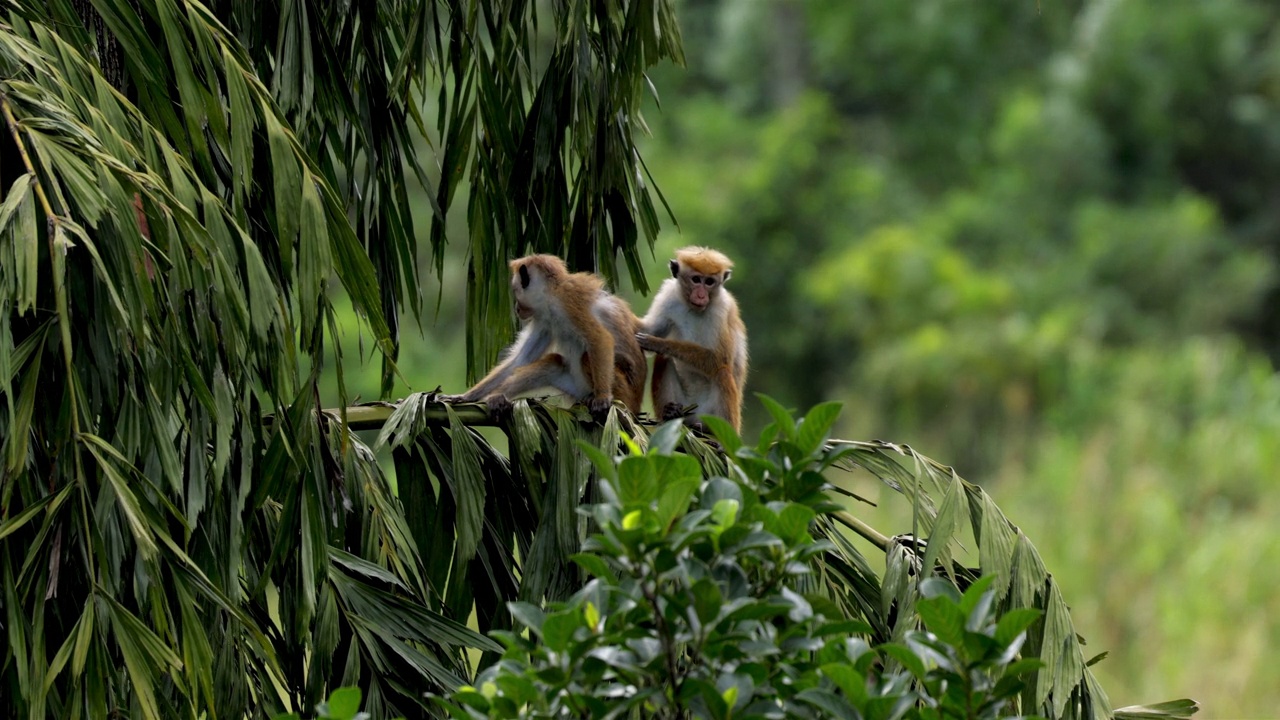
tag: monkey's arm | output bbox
[636,334,723,379]
[637,315,674,338]
[638,286,678,337]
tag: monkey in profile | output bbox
[637,247,748,431]
[443,254,645,415]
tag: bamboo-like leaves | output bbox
[0,3,489,718]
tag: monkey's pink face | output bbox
[681,272,721,311]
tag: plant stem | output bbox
[833,510,890,550]
[285,400,662,430]
[1,93,83,473]
[642,577,684,717]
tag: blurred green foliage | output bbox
[325,0,1280,715]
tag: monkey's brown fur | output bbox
[448,254,644,414]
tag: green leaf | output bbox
[105,596,183,720]
[796,688,857,719]
[879,643,927,680]
[795,401,842,455]
[920,474,965,583]
[0,484,70,542]
[692,578,723,624]
[775,503,816,544]
[617,456,660,506]
[655,477,699,530]
[576,440,618,483]
[570,554,615,582]
[508,602,546,633]
[321,687,362,720]
[652,453,703,489]
[755,394,796,440]
[701,415,743,455]
[82,438,158,559]
[72,595,94,675]
[262,101,300,269]
[703,477,744,508]
[541,611,580,653]
[821,662,868,704]
[1114,699,1201,720]
[995,608,1043,647]
[916,596,966,649]
[648,418,684,455]
[711,499,740,532]
[583,601,601,632]
[446,408,488,562]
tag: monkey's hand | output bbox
[635,332,662,353]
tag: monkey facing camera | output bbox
[637,246,748,432]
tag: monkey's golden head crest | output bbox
[674,246,734,276]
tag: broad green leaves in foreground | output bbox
[426,399,1197,720]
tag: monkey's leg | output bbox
[648,354,695,422]
[444,363,511,403]
[489,353,591,404]
[444,328,553,402]
[613,361,645,415]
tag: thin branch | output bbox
[1,97,59,224]
[286,400,652,430]
[297,402,497,430]
[292,398,898,554]
[2,92,83,468]
[833,510,890,551]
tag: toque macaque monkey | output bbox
[443,254,645,414]
[637,246,748,430]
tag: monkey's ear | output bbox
[668,260,679,278]
[722,269,732,283]
[519,265,531,289]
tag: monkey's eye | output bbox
[705,278,717,287]
[690,275,704,285]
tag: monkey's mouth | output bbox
[515,302,534,320]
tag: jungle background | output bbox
[321,1,1280,717]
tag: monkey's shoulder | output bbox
[561,272,606,296]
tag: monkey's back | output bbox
[593,292,645,414]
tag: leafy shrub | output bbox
[429,416,1043,719]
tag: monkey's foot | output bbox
[661,402,707,432]
[660,402,689,421]
[586,395,613,418]
[485,394,514,415]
